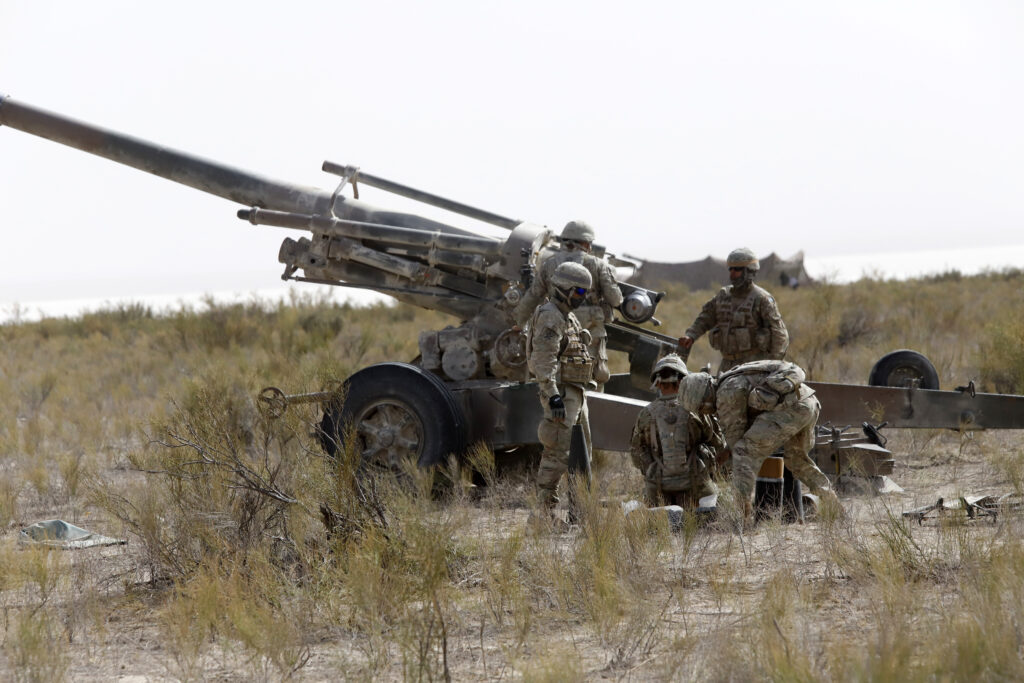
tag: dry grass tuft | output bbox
[2,274,1024,678]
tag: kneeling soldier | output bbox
[630,354,725,508]
[526,261,595,519]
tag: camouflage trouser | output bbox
[731,395,832,501]
[536,384,589,506]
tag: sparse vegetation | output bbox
[2,274,1024,679]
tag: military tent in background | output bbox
[627,251,814,292]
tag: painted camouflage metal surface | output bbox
[809,381,1024,430]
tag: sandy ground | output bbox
[2,428,1020,681]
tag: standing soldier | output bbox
[630,353,725,508]
[678,247,788,374]
[515,220,623,389]
[679,361,843,521]
[526,261,596,523]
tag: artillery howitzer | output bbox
[5,94,1024,484]
[0,93,677,472]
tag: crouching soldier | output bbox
[630,354,725,508]
[680,360,843,520]
[526,261,595,522]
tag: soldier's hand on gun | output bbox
[678,335,694,350]
[548,395,566,421]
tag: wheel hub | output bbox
[356,399,424,468]
[890,366,923,387]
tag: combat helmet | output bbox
[560,220,596,245]
[726,247,759,272]
[550,261,592,290]
[650,353,689,384]
[680,372,715,414]
[550,261,592,309]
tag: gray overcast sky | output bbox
[2,0,1023,307]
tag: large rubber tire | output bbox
[318,362,466,469]
[868,349,940,390]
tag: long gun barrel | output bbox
[0,94,470,236]
[2,92,672,387]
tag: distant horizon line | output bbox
[4,244,1024,324]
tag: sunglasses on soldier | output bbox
[728,266,745,273]
[572,287,587,296]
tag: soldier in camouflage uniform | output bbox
[680,361,842,517]
[515,220,623,388]
[630,354,725,507]
[526,261,596,516]
[678,247,788,374]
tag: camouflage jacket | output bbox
[715,360,815,446]
[685,283,788,360]
[513,247,623,329]
[630,395,725,492]
[526,300,592,399]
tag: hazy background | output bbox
[2,1,1022,321]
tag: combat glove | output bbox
[548,394,566,420]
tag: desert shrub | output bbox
[7,271,1024,678]
[3,609,70,683]
[979,315,1024,393]
[92,370,374,579]
[921,540,1024,680]
[159,559,312,680]
[343,500,475,676]
[89,366,481,679]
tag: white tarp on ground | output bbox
[19,520,126,549]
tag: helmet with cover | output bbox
[680,372,716,414]
[649,353,689,384]
[650,353,689,394]
[560,220,595,250]
[550,261,592,309]
[726,246,759,288]
[726,247,759,272]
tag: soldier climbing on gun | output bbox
[515,220,623,390]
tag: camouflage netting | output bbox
[628,251,814,291]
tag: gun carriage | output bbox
[4,93,1023,483]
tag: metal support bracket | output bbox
[328,164,360,215]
